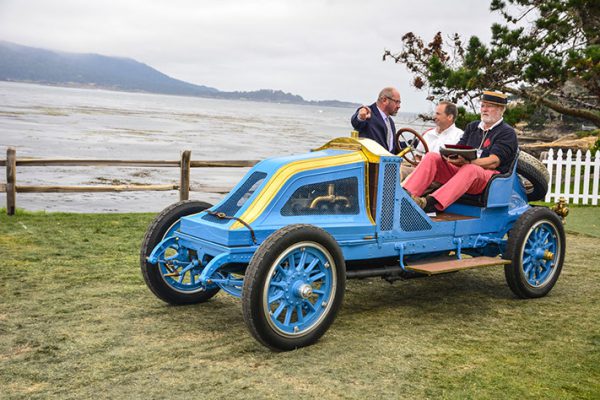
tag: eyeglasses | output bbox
[385,96,401,105]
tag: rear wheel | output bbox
[503,207,565,298]
[242,224,345,351]
[140,200,220,305]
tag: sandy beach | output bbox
[0,82,433,212]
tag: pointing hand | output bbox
[358,106,371,120]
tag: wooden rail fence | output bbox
[0,147,259,215]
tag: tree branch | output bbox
[503,86,600,126]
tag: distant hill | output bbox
[0,41,219,97]
[0,41,357,107]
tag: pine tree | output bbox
[384,0,600,127]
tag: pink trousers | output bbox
[403,152,498,210]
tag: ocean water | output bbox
[0,82,432,212]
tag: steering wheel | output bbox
[394,127,429,166]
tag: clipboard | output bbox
[439,144,478,161]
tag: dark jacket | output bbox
[351,103,397,153]
[458,120,518,174]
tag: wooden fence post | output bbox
[180,150,191,201]
[6,147,16,215]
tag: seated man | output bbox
[400,100,463,180]
[402,91,518,213]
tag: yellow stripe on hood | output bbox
[231,151,366,230]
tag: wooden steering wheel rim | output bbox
[394,127,429,166]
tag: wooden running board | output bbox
[405,256,511,275]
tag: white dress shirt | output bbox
[417,123,464,154]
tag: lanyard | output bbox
[477,129,491,158]
[478,129,490,150]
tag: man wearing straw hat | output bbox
[403,90,518,213]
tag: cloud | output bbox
[0,0,503,112]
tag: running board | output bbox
[405,256,511,275]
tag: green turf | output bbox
[563,206,600,238]
[1,208,599,399]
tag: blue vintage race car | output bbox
[140,134,565,351]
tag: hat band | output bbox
[482,93,507,105]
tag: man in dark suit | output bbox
[351,87,401,153]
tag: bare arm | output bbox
[472,154,500,170]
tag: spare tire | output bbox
[516,151,549,202]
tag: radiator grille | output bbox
[380,164,397,231]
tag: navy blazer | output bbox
[351,103,397,153]
[458,120,518,174]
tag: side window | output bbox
[236,178,264,207]
[202,172,267,224]
[280,177,359,216]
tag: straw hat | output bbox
[481,91,508,106]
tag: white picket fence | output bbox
[542,148,600,205]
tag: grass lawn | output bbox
[1,207,599,399]
[563,206,600,238]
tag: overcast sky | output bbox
[0,0,504,113]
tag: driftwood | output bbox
[520,135,597,159]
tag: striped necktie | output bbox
[384,117,393,151]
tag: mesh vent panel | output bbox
[380,164,397,231]
[400,198,432,231]
[202,172,267,224]
[281,177,359,216]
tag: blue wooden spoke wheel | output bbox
[242,224,345,351]
[504,207,565,298]
[140,200,220,305]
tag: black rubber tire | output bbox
[140,200,220,305]
[242,224,346,351]
[503,207,565,298]
[517,151,549,202]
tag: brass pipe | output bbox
[309,183,350,209]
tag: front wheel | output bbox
[140,200,220,305]
[242,225,346,351]
[503,207,565,298]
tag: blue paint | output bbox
[144,141,561,337]
[521,222,559,287]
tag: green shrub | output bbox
[455,106,479,130]
[575,129,600,139]
[455,103,545,130]
[590,136,600,154]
